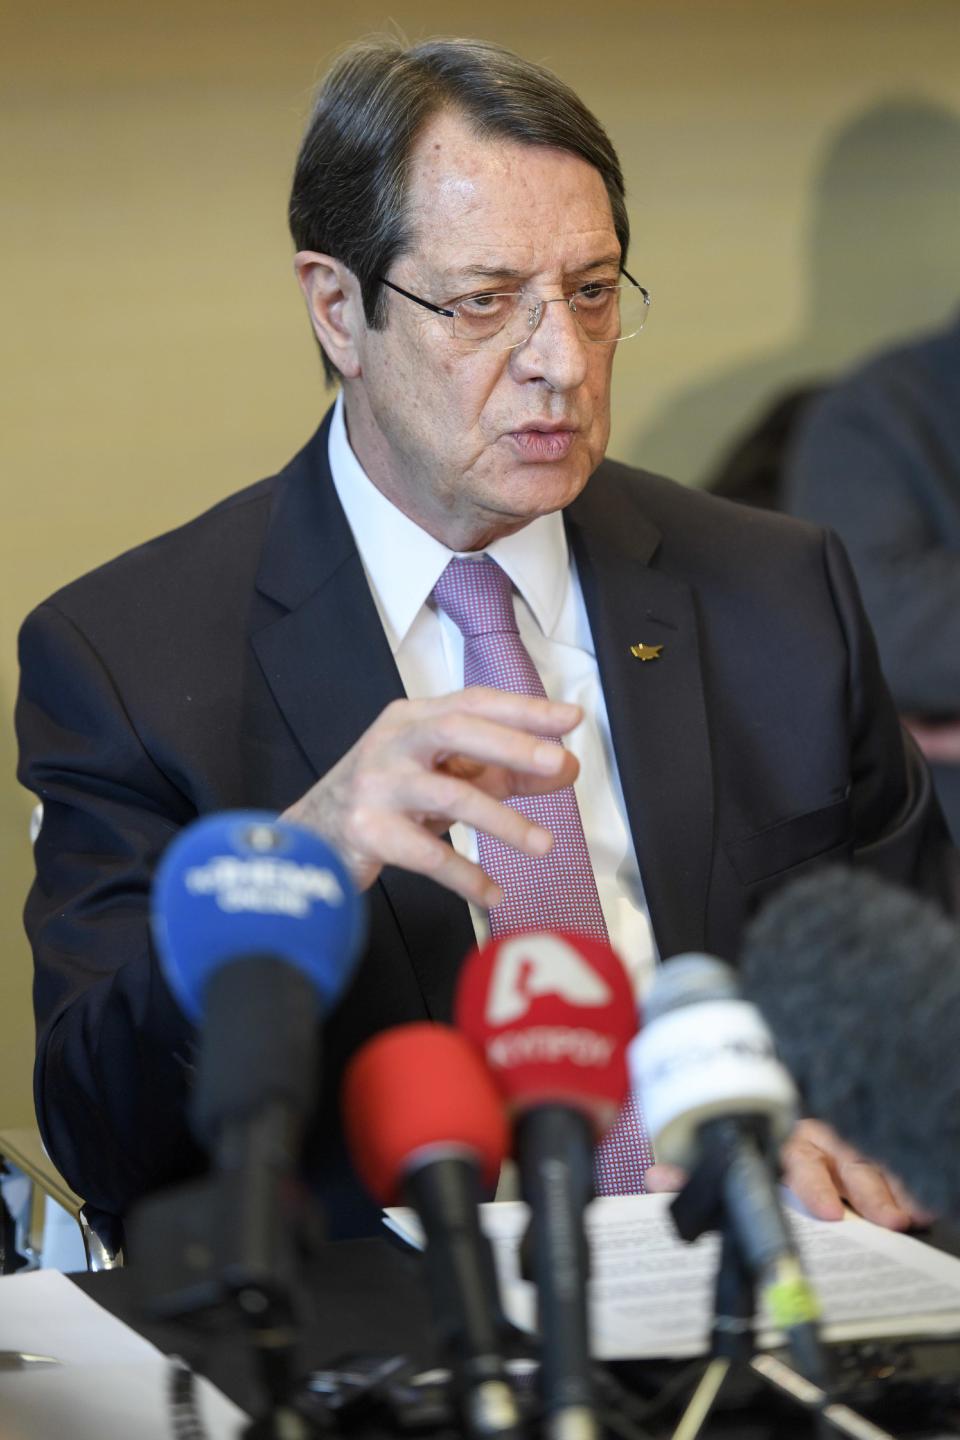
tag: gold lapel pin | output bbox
[630,642,664,662]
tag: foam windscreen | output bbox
[342,1023,509,1205]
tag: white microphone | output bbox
[630,954,824,1384]
[630,953,797,1168]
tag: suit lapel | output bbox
[248,427,712,986]
[566,468,714,958]
[250,419,473,1017]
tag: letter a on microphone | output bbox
[486,934,613,1025]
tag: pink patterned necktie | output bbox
[432,554,653,1193]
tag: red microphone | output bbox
[456,932,639,1440]
[455,930,637,1130]
[342,1024,521,1440]
[343,1022,507,1203]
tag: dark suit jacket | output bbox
[784,314,960,839]
[16,413,951,1237]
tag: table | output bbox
[72,1231,960,1438]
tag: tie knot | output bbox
[433,555,519,638]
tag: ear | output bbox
[294,252,363,380]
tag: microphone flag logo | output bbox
[486,933,613,1024]
[151,810,366,1024]
[456,931,637,1127]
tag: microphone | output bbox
[342,1022,523,1440]
[152,809,365,1159]
[456,931,638,1440]
[138,809,364,1341]
[630,953,824,1381]
[742,864,960,1216]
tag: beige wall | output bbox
[3,1,958,1128]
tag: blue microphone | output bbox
[150,810,365,1154]
[152,809,365,1023]
[130,813,365,1372]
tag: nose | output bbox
[509,296,589,391]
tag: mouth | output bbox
[506,426,577,461]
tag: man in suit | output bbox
[785,314,960,843]
[16,38,952,1240]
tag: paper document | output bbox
[0,1270,246,1439]
[385,1191,960,1360]
[0,1270,163,1369]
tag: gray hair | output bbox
[288,37,630,384]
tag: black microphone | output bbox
[742,864,960,1216]
[133,810,364,1330]
[152,809,364,1181]
[456,930,639,1440]
[343,1022,523,1440]
[631,953,826,1382]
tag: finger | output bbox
[503,751,580,798]
[789,1116,854,1158]
[887,1172,938,1229]
[362,808,504,908]
[438,747,580,795]
[439,754,491,780]
[451,687,583,735]
[397,687,581,748]
[833,1157,912,1230]
[780,1136,846,1221]
[393,769,555,857]
[783,1119,913,1228]
[413,710,580,784]
[789,1122,912,1228]
[644,1163,687,1194]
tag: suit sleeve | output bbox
[786,386,960,716]
[16,601,207,1217]
[820,527,954,899]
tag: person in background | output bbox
[785,313,960,843]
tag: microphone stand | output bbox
[130,954,341,1437]
[665,1132,897,1440]
[517,1104,598,1440]
[129,1110,332,1439]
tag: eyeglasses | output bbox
[377,270,650,351]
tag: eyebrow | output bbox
[441,254,623,286]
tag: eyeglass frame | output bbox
[375,268,650,348]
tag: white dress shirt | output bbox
[327,393,657,996]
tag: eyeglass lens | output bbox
[452,284,649,348]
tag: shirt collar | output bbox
[327,392,570,652]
